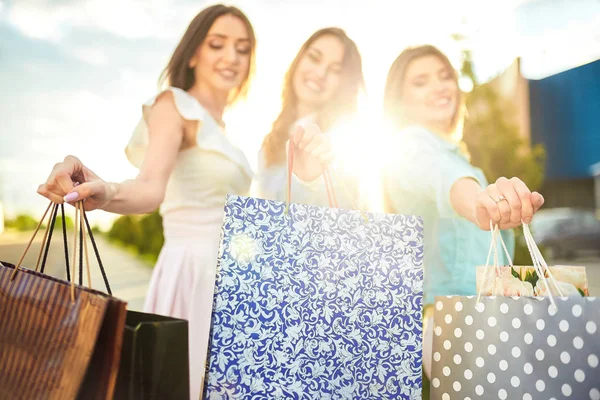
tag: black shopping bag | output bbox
[113,310,189,400]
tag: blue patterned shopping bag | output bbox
[204,194,424,399]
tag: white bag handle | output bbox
[476,221,563,311]
[522,223,564,305]
[476,221,514,303]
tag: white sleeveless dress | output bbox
[125,87,253,400]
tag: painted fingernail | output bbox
[63,192,79,202]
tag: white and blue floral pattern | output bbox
[205,195,424,399]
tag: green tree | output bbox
[55,215,75,230]
[460,51,546,191]
[107,211,163,264]
[5,214,39,231]
[137,212,164,259]
[108,215,143,246]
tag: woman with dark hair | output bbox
[36,5,331,398]
[258,27,365,207]
[382,45,545,384]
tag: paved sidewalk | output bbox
[0,229,153,310]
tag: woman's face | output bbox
[400,55,459,130]
[292,34,345,113]
[190,14,252,93]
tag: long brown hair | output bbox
[383,45,464,137]
[261,27,365,167]
[159,4,256,103]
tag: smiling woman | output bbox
[384,45,464,141]
[159,5,256,115]
[256,27,365,208]
[381,45,546,396]
[36,5,259,400]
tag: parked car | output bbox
[530,208,600,259]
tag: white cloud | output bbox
[6,2,69,42]
[5,0,520,45]
[71,47,109,66]
[5,0,206,41]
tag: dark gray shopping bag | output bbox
[431,295,600,400]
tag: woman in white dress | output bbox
[257,27,365,208]
[36,5,332,399]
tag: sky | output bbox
[1,0,599,229]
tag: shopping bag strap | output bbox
[36,203,73,281]
[284,139,369,223]
[475,220,563,311]
[10,201,54,281]
[81,204,112,294]
[38,203,69,279]
[38,202,60,274]
[36,202,83,286]
[10,200,112,299]
[476,221,514,301]
[62,200,112,296]
[327,167,369,223]
[285,139,338,211]
[68,200,89,300]
[522,223,563,299]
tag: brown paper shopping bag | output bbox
[0,201,127,400]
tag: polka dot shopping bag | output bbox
[431,224,600,400]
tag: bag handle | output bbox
[476,221,563,311]
[39,203,70,280]
[33,201,84,287]
[10,202,76,281]
[10,200,112,300]
[522,223,563,298]
[476,221,514,300]
[67,200,88,300]
[82,204,112,295]
[284,140,369,222]
[285,139,338,212]
[10,201,54,280]
[64,200,112,296]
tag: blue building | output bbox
[528,59,600,208]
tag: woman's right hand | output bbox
[290,124,334,182]
[475,177,544,230]
[37,155,116,211]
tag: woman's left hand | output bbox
[290,123,334,182]
[475,177,545,230]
